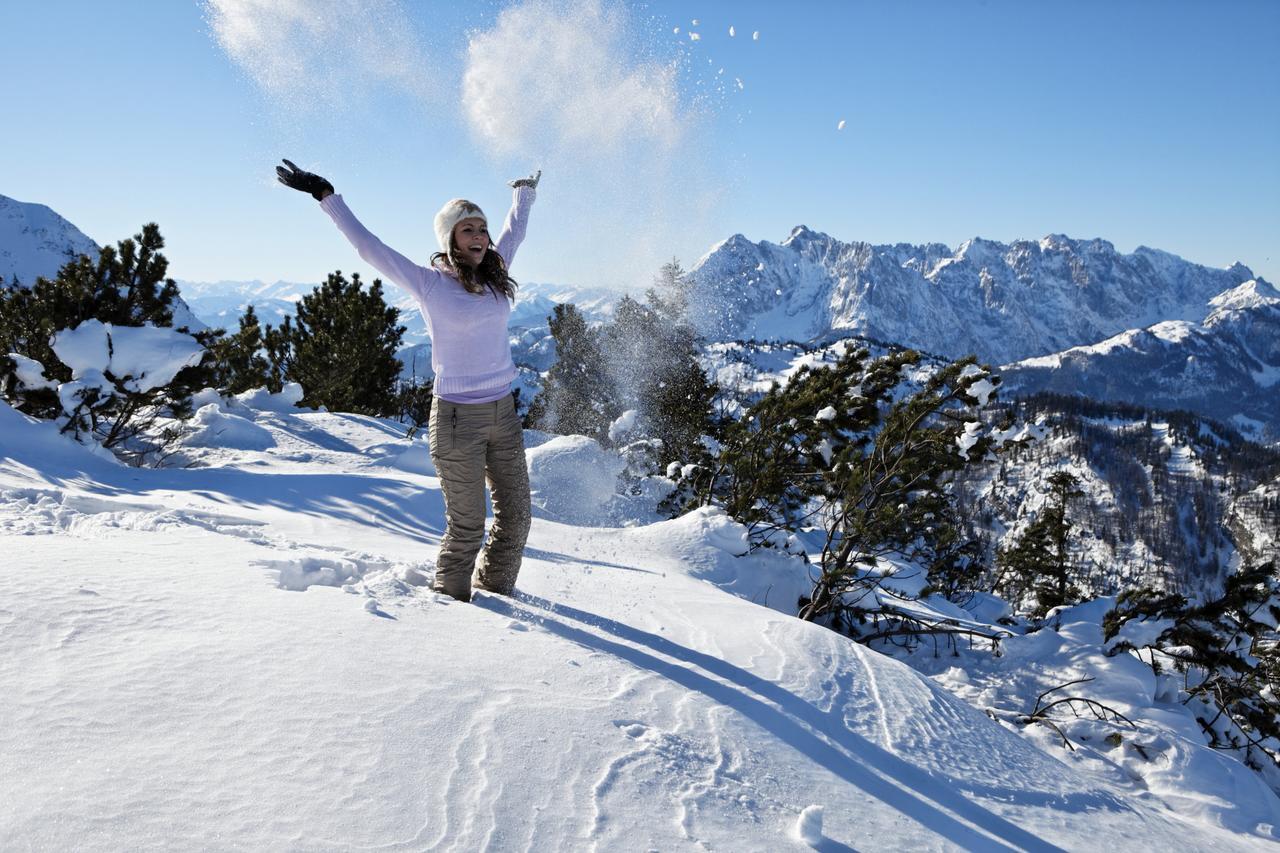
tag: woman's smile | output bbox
[454,217,489,267]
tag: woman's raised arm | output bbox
[277,158,438,300]
[319,194,438,300]
[494,169,540,269]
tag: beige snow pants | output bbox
[428,394,531,602]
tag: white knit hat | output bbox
[433,198,487,255]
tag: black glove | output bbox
[276,158,334,201]
[508,169,541,190]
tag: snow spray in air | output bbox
[460,0,726,290]
[207,0,728,289]
[203,0,438,114]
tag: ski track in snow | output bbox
[2,404,1276,850]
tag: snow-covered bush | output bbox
[1104,560,1280,790]
[674,344,1018,636]
[0,224,216,463]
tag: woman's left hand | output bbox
[508,169,541,189]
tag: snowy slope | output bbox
[1000,280,1280,441]
[2,398,1277,850]
[687,228,1258,365]
[0,193,99,287]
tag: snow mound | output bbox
[183,403,275,450]
[795,804,824,846]
[384,442,435,475]
[234,383,306,413]
[526,434,625,525]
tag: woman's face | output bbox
[452,217,489,268]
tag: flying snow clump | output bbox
[795,804,824,846]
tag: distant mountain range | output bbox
[4,191,1276,439]
[1001,279,1280,441]
[686,227,1277,440]
[687,226,1258,364]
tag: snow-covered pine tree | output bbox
[645,257,693,325]
[1104,560,1280,787]
[679,343,1003,632]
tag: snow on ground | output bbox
[2,397,1277,850]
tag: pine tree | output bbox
[286,272,405,415]
[210,304,270,395]
[1105,561,1280,778]
[996,470,1084,616]
[527,303,617,441]
[645,257,693,325]
[646,353,718,465]
[602,293,716,462]
[262,316,293,394]
[803,355,999,625]
[681,344,1002,630]
[393,377,435,434]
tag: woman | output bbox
[276,158,539,603]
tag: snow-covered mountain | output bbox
[1000,280,1280,442]
[0,193,99,287]
[687,227,1258,365]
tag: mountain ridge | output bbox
[688,226,1261,365]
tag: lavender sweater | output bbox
[319,186,535,402]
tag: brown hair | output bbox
[431,244,518,301]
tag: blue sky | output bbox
[1,0,1277,291]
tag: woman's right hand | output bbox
[508,169,541,190]
[276,158,335,201]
